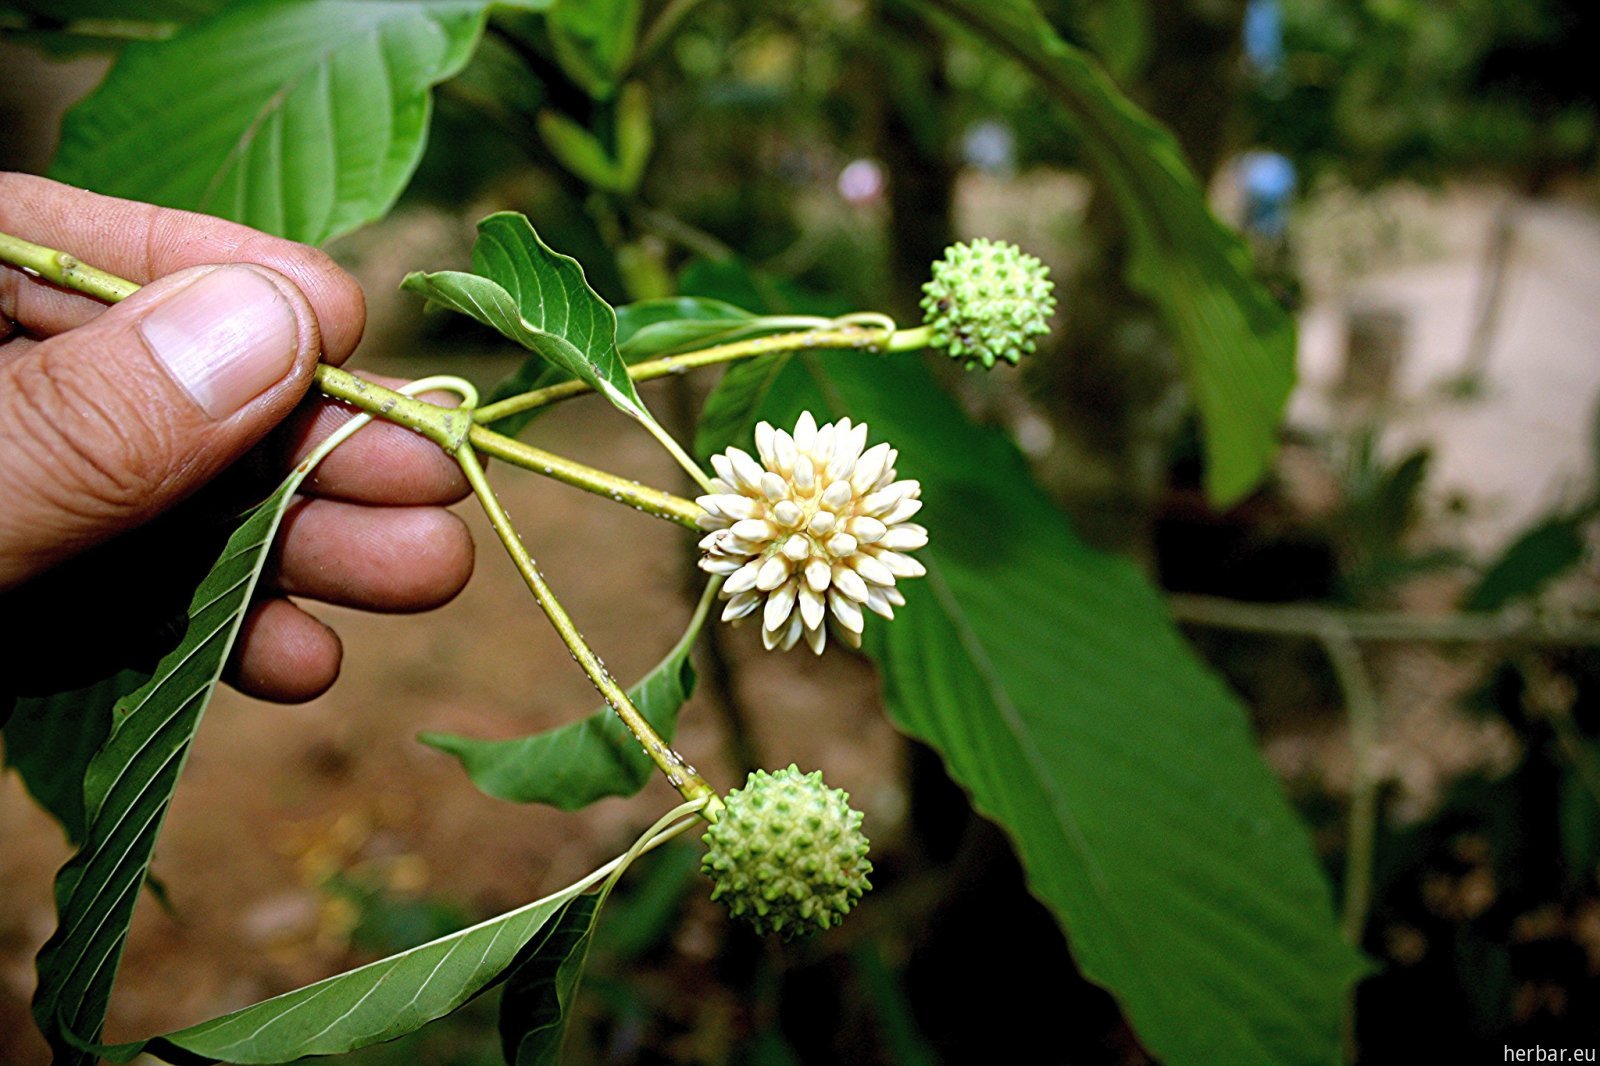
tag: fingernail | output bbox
[139,265,300,420]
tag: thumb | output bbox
[0,263,322,588]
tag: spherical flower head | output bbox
[696,412,928,654]
[920,238,1055,369]
[700,765,872,939]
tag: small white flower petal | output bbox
[774,430,798,475]
[808,510,837,536]
[755,421,776,465]
[759,471,789,501]
[880,523,928,551]
[821,480,854,511]
[828,589,865,633]
[875,549,926,579]
[781,610,805,650]
[756,554,792,591]
[862,480,915,515]
[882,497,923,525]
[799,584,826,629]
[725,559,763,594]
[847,516,887,543]
[762,624,782,650]
[885,586,906,607]
[717,495,760,521]
[764,579,799,631]
[699,530,728,552]
[836,622,863,649]
[782,534,810,561]
[813,423,837,463]
[696,494,723,517]
[805,557,832,592]
[850,443,892,494]
[827,532,858,557]
[793,411,818,451]
[864,585,897,619]
[831,564,869,602]
[772,500,803,527]
[793,453,816,493]
[722,590,761,621]
[852,554,896,587]
[710,453,736,486]
[804,621,827,655]
[697,511,725,531]
[730,449,765,491]
[730,518,776,542]
[700,554,744,576]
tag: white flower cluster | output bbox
[697,413,928,653]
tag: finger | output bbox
[277,375,470,505]
[0,263,320,588]
[271,499,473,612]
[0,172,364,363]
[226,596,342,703]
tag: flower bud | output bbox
[700,765,873,939]
[920,238,1055,369]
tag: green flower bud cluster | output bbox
[701,765,872,939]
[920,238,1056,369]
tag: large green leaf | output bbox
[80,801,703,1063]
[50,0,510,245]
[31,473,306,1062]
[404,213,649,422]
[29,403,394,1062]
[421,581,712,810]
[703,353,1362,1065]
[481,295,761,438]
[910,0,1296,506]
[2,670,145,844]
[498,893,602,1065]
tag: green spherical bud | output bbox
[700,764,872,939]
[920,238,1056,369]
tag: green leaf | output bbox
[2,671,145,844]
[693,353,793,460]
[498,893,602,1065]
[1467,511,1593,612]
[84,801,702,1064]
[31,471,309,1063]
[50,0,504,245]
[421,584,711,811]
[719,353,1362,1066]
[618,296,759,358]
[910,0,1296,506]
[403,212,649,422]
[548,0,642,100]
[537,109,630,191]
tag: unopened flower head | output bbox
[701,764,872,939]
[920,238,1055,369]
[697,412,928,654]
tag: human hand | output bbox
[0,173,473,703]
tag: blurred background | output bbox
[2,0,1599,1061]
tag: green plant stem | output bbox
[454,442,722,819]
[467,423,703,528]
[0,230,140,302]
[474,324,933,427]
[313,365,473,453]
[1169,594,1600,646]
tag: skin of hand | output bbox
[0,172,475,704]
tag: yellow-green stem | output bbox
[313,365,473,453]
[454,443,722,818]
[468,423,703,528]
[0,230,139,302]
[475,324,931,427]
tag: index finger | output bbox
[0,172,365,364]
